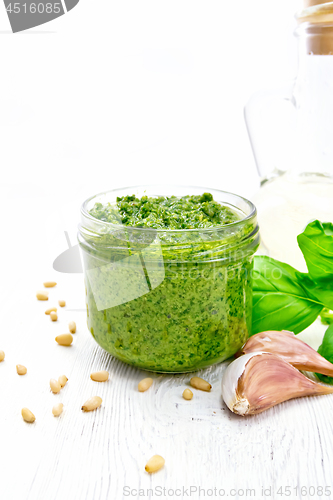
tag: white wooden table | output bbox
[1,186,332,500]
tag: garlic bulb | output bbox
[222,352,333,416]
[237,330,333,376]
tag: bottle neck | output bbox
[290,24,333,178]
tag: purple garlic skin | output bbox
[222,352,333,416]
[237,330,333,376]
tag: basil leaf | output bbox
[296,272,333,310]
[316,324,333,384]
[297,220,333,284]
[252,256,324,335]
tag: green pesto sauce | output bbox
[88,193,240,229]
[82,194,257,373]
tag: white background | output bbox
[0,0,300,199]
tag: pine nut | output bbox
[21,408,35,423]
[50,311,58,322]
[145,455,165,473]
[55,334,73,346]
[52,403,64,417]
[50,378,61,394]
[138,377,153,392]
[58,375,68,388]
[81,396,102,412]
[190,376,212,392]
[69,321,76,334]
[43,281,57,288]
[183,389,193,400]
[58,300,66,307]
[36,291,48,301]
[45,307,57,315]
[90,371,109,382]
[0,350,5,362]
[16,364,27,375]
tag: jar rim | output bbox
[80,184,257,234]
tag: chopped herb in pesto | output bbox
[89,193,240,229]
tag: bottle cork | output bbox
[297,1,333,54]
[304,0,328,7]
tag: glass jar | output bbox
[78,186,260,373]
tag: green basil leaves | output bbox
[297,220,333,284]
[252,220,333,335]
[252,256,324,335]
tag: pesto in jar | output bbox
[89,193,240,229]
[79,192,259,373]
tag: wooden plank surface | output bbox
[1,187,332,500]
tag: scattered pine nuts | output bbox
[52,403,64,417]
[81,396,102,412]
[69,321,76,334]
[90,371,109,382]
[55,334,73,346]
[16,364,27,375]
[183,389,193,400]
[145,455,165,474]
[36,291,48,301]
[58,300,66,307]
[58,375,68,388]
[50,311,58,322]
[22,408,35,423]
[43,281,57,288]
[45,307,57,315]
[190,376,212,392]
[50,378,61,394]
[138,377,153,392]
[0,350,5,362]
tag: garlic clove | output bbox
[237,330,333,377]
[222,352,333,416]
